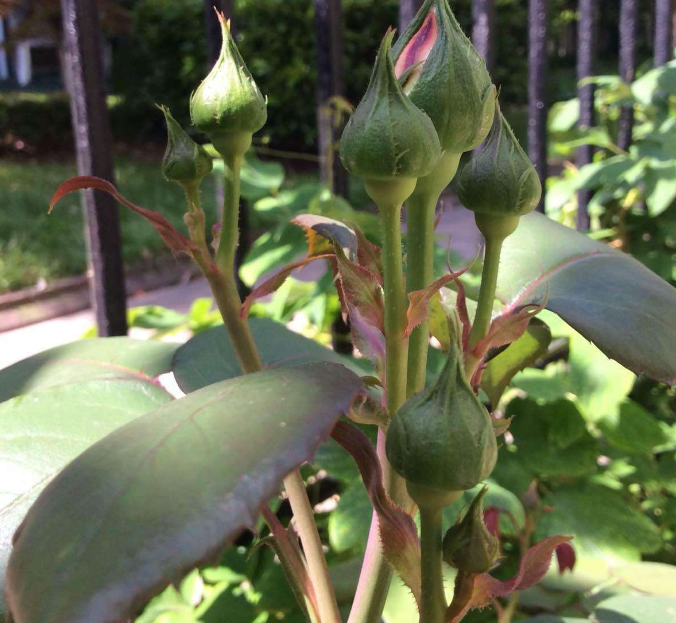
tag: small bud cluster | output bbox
[161,10,268,193]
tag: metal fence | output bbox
[62,0,675,335]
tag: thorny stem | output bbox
[188,164,342,623]
[405,152,461,398]
[405,191,438,396]
[464,215,519,379]
[348,182,413,623]
[466,233,502,353]
[215,152,242,274]
[380,200,410,417]
[347,431,408,623]
[420,505,447,623]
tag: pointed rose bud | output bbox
[339,29,441,204]
[160,106,213,189]
[190,12,267,158]
[392,0,496,154]
[386,313,497,508]
[442,487,500,574]
[458,104,542,241]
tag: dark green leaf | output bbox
[536,484,662,558]
[594,595,676,623]
[499,212,676,383]
[598,400,668,455]
[0,378,173,616]
[507,398,599,477]
[481,319,551,407]
[5,364,363,623]
[0,338,177,404]
[328,482,372,554]
[172,318,363,393]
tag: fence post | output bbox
[472,0,495,74]
[60,0,127,336]
[655,0,674,66]
[618,0,637,151]
[314,0,348,199]
[399,0,423,32]
[576,0,597,230]
[528,0,547,213]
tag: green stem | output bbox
[404,152,461,398]
[466,233,503,353]
[381,200,409,416]
[285,469,343,623]
[347,431,410,623]
[215,152,242,274]
[464,215,519,378]
[192,155,341,623]
[348,180,414,623]
[420,506,446,623]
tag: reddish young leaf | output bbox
[333,243,384,331]
[347,305,386,374]
[259,507,320,622]
[447,535,573,622]
[483,507,501,539]
[49,176,206,263]
[241,254,334,317]
[454,281,472,349]
[555,541,576,574]
[471,301,545,366]
[405,262,475,337]
[292,214,358,257]
[447,571,477,623]
[354,226,383,283]
[331,421,421,606]
[472,535,573,606]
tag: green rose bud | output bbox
[386,313,497,509]
[392,0,496,154]
[190,11,267,158]
[442,487,499,574]
[458,104,542,226]
[160,105,213,188]
[339,29,441,205]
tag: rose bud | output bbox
[443,487,500,574]
[190,11,267,159]
[392,0,496,155]
[160,105,213,191]
[458,103,542,242]
[386,313,497,509]
[339,29,441,207]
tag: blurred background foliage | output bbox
[0,0,660,152]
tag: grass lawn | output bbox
[0,157,219,293]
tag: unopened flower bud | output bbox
[160,106,213,188]
[392,0,496,154]
[443,487,499,574]
[458,105,542,227]
[190,12,267,158]
[386,313,497,508]
[339,29,441,205]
